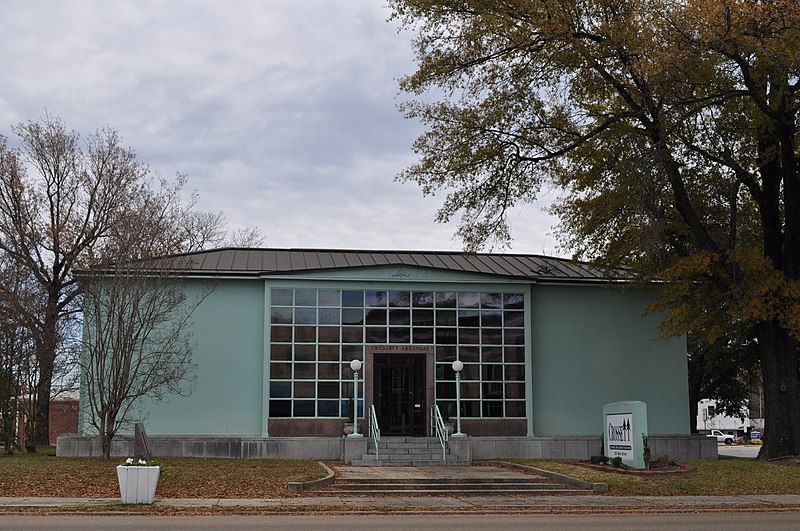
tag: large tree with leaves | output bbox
[392,0,800,457]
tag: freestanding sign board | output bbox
[603,401,648,469]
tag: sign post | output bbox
[603,401,648,469]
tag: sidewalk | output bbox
[2,494,800,511]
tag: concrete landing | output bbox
[333,464,531,480]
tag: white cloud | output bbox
[0,0,563,255]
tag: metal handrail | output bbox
[369,404,380,459]
[431,404,448,461]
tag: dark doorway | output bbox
[374,354,426,436]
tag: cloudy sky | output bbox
[0,0,561,254]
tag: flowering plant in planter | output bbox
[117,457,161,504]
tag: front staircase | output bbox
[350,436,468,467]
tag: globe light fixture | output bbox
[451,360,465,437]
[348,359,364,438]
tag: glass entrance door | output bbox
[374,354,426,436]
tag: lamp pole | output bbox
[451,360,465,437]
[348,359,363,438]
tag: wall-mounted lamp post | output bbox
[348,359,363,438]
[451,360,465,437]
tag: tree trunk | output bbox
[32,298,58,449]
[757,321,800,459]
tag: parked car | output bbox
[707,429,735,445]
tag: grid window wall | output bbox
[268,288,526,418]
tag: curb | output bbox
[287,461,335,493]
[491,461,608,494]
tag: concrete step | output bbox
[361,453,453,460]
[330,482,564,491]
[350,459,469,466]
[377,443,445,450]
[334,477,551,484]
[371,447,448,453]
[317,488,593,496]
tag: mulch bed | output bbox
[569,461,694,476]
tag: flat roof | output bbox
[100,247,629,282]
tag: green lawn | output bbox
[513,457,800,496]
[0,447,325,498]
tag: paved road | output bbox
[718,445,761,458]
[1,513,799,530]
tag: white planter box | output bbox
[116,465,160,504]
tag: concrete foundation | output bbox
[58,433,716,461]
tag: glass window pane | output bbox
[389,327,410,343]
[481,328,503,345]
[295,289,317,306]
[461,364,480,381]
[504,346,525,363]
[458,292,480,308]
[269,400,291,417]
[435,328,457,345]
[504,311,525,327]
[318,382,339,398]
[318,289,341,307]
[294,381,315,398]
[366,308,387,325]
[389,309,410,325]
[437,400,456,419]
[342,345,364,361]
[505,383,526,399]
[293,400,315,417]
[506,401,526,417]
[270,363,291,379]
[482,382,503,399]
[269,382,291,398]
[435,291,456,308]
[462,382,481,399]
[271,288,292,306]
[294,344,315,361]
[294,326,316,343]
[342,326,363,343]
[436,382,455,399]
[270,307,292,324]
[412,327,433,344]
[318,326,340,343]
[482,364,503,381]
[481,310,502,327]
[270,344,291,361]
[342,290,364,307]
[294,363,316,379]
[319,308,340,325]
[504,328,525,346]
[271,326,292,342]
[435,346,456,362]
[366,326,387,343]
[341,308,364,325]
[505,365,526,381]
[365,290,387,307]
[318,400,339,417]
[458,310,480,327]
[318,344,340,361]
[412,309,434,326]
[389,291,410,307]
[481,346,503,363]
[436,363,455,380]
[294,307,316,325]
[482,401,503,417]
[318,363,339,380]
[458,328,480,344]
[481,292,502,309]
[459,346,480,363]
[412,291,434,307]
[436,310,457,326]
[504,293,524,309]
[461,400,480,417]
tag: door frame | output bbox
[365,345,435,437]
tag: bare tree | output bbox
[80,260,211,458]
[0,114,263,449]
